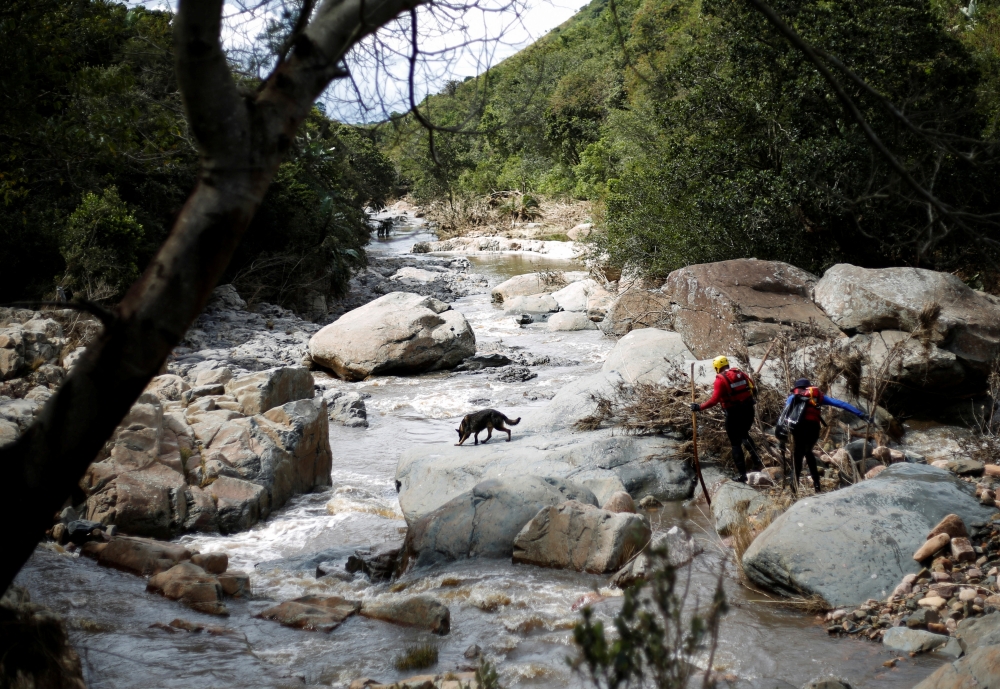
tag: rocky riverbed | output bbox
[8,213,1000,688]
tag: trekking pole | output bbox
[691,362,711,508]
[754,339,778,377]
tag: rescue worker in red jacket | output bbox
[690,356,763,483]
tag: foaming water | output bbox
[17,218,943,688]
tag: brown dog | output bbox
[455,409,521,445]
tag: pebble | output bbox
[918,596,947,608]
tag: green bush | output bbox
[61,187,144,300]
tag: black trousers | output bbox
[724,399,762,478]
[791,420,822,489]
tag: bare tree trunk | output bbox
[0,0,421,594]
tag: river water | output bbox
[16,221,944,688]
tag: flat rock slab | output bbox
[742,464,996,607]
[883,626,951,654]
[147,562,227,615]
[95,535,192,576]
[360,595,450,635]
[258,595,361,632]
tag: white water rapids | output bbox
[17,220,943,688]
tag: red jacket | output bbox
[699,368,754,410]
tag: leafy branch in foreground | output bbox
[571,546,728,689]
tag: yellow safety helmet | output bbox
[712,355,729,373]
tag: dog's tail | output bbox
[503,415,521,426]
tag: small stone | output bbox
[927,622,949,635]
[946,618,958,632]
[932,571,953,582]
[985,464,1000,478]
[918,596,947,609]
[602,492,636,514]
[829,609,848,621]
[463,644,481,659]
[903,573,918,585]
[928,514,969,540]
[51,523,67,544]
[906,608,940,627]
[915,533,951,562]
[959,588,978,602]
[952,537,977,563]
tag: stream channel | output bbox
[17,219,944,688]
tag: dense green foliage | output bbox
[390,0,1000,278]
[0,0,395,312]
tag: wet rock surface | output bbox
[401,476,598,569]
[743,464,996,607]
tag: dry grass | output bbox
[393,644,439,671]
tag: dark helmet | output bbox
[793,377,811,389]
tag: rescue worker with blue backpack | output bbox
[776,377,872,492]
[690,356,763,483]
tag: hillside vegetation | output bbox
[1,0,397,314]
[388,0,1000,283]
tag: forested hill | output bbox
[1,0,397,314]
[388,0,1000,286]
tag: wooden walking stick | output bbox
[691,362,711,507]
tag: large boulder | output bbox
[82,386,331,538]
[502,293,559,317]
[400,476,598,569]
[224,367,313,415]
[661,259,842,359]
[258,595,360,632]
[742,464,996,607]
[600,289,673,337]
[359,595,450,635]
[512,500,652,573]
[815,264,1000,365]
[550,279,614,317]
[490,272,587,303]
[147,562,227,615]
[308,292,475,380]
[93,535,193,575]
[547,311,597,331]
[602,328,693,384]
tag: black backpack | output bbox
[775,395,809,440]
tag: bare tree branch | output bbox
[0,0,424,594]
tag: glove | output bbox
[690,403,701,413]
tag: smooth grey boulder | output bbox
[323,389,368,428]
[742,463,996,607]
[602,328,693,384]
[711,480,773,537]
[308,292,475,381]
[400,476,597,569]
[547,311,597,331]
[490,272,587,303]
[882,626,952,654]
[512,500,651,573]
[815,264,1000,370]
[550,279,614,317]
[503,293,559,317]
[397,433,693,523]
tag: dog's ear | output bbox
[456,429,461,436]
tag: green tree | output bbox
[61,186,145,299]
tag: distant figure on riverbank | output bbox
[455,409,521,446]
[691,355,763,483]
[778,378,870,492]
